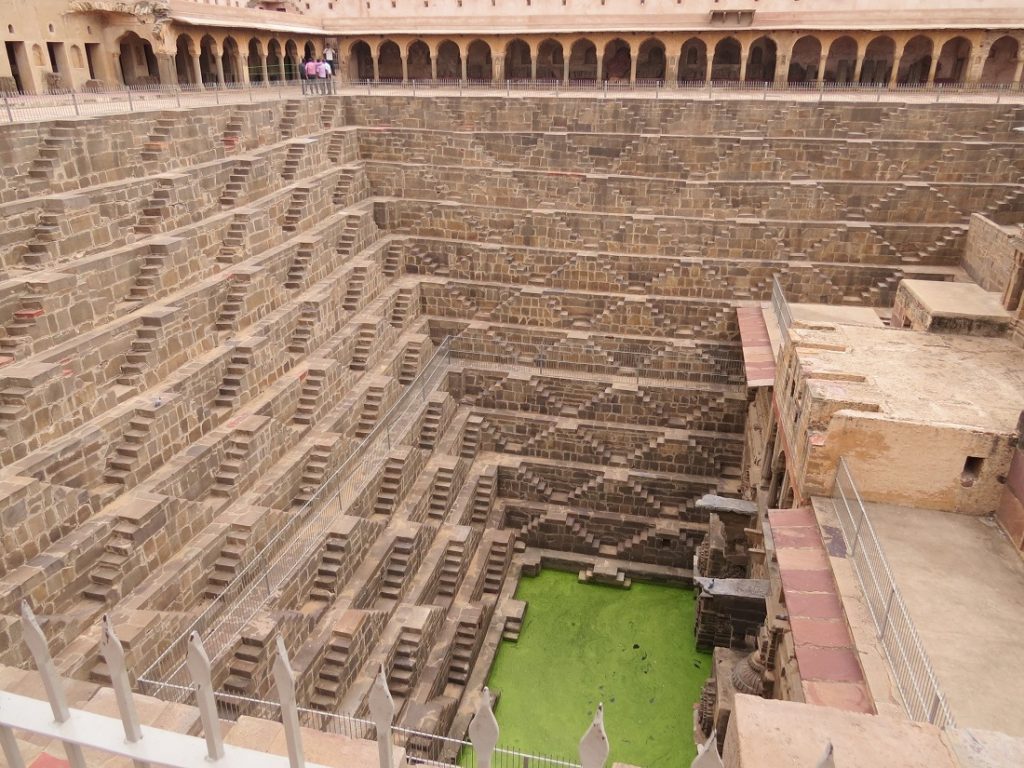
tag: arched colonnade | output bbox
[121,28,1024,87]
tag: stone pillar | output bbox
[629,50,637,84]
[666,55,678,84]
[214,49,226,87]
[239,55,251,84]
[372,54,380,82]
[965,53,985,84]
[1013,55,1024,88]
[431,56,437,80]
[495,54,505,82]
[853,53,865,83]
[705,55,714,83]
[261,55,270,85]
[776,52,789,84]
[461,54,468,81]
[563,55,570,82]
[157,53,177,87]
[531,54,537,81]
[926,53,939,85]
[401,55,408,82]
[889,53,903,86]
[192,54,203,87]
[739,52,749,81]
[817,52,827,83]
[596,55,603,82]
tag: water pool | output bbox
[484,569,711,767]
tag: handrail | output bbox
[831,458,955,728]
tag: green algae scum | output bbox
[485,570,711,767]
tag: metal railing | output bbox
[137,337,452,698]
[3,77,1023,123]
[4,604,593,768]
[831,458,955,729]
[770,275,793,339]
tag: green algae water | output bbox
[485,570,711,768]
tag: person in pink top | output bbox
[303,57,318,94]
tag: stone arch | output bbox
[506,39,531,80]
[860,35,895,84]
[746,36,777,82]
[267,39,284,81]
[304,41,316,61]
[222,36,241,84]
[897,35,933,84]
[349,40,373,80]
[32,44,44,67]
[70,45,84,69]
[568,38,597,81]
[788,35,821,83]
[436,39,461,79]
[199,34,218,79]
[284,39,300,81]
[824,36,858,83]
[117,31,159,86]
[247,39,264,83]
[467,39,492,80]
[603,38,631,81]
[711,37,741,81]
[378,40,402,80]
[174,34,197,85]
[936,36,971,83]
[981,35,1019,84]
[678,38,707,82]
[636,38,666,81]
[537,38,564,81]
[407,40,431,79]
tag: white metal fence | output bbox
[831,458,955,729]
[1,604,607,768]
[3,78,1024,124]
[770,276,793,339]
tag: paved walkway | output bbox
[4,81,1024,125]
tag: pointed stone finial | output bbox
[468,687,499,768]
[692,730,724,768]
[816,741,835,768]
[579,703,610,768]
[368,665,395,768]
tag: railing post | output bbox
[272,636,306,768]
[368,665,395,768]
[19,602,87,768]
[877,587,896,640]
[186,632,225,761]
[0,722,24,768]
[469,687,499,768]
[99,615,149,768]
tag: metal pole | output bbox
[878,587,896,640]
[0,725,25,768]
[19,603,87,768]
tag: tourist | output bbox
[323,45,336,77]
[317,57,333,94]
[304,57,319,95]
